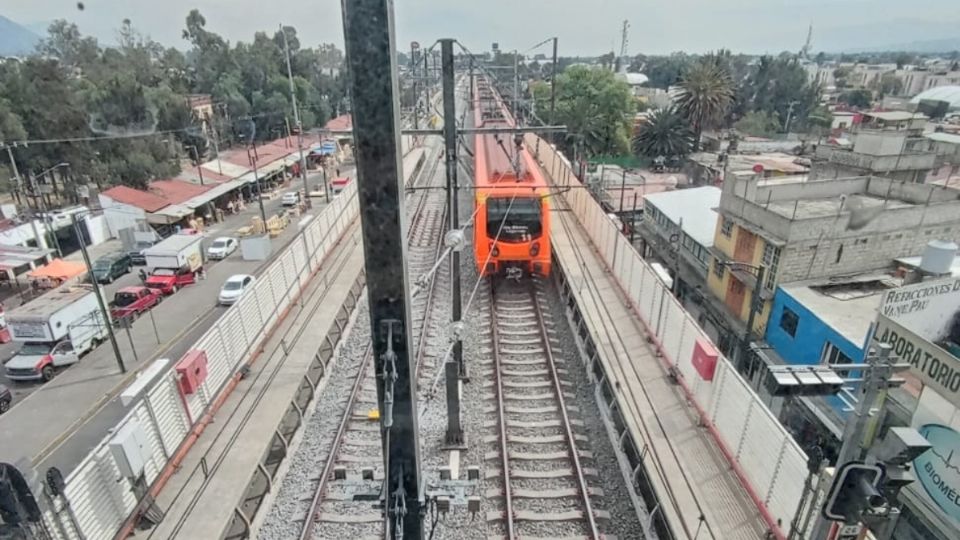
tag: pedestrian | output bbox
[138,269,147,285]
[197,266,206,281]
[336,168,340,177]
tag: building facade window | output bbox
[779,306,799,337]
[720,216,734,238]
[712,259,725,279]
[761,242,781,290]
[822,342,853,376]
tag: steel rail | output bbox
[530,286,601,539]
[297,343,372,540]
[488,280,518,538]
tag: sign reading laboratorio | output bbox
[876,276,960,409]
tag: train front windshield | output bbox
[486,197,543,242]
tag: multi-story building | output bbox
[706,173,960,339]
[639,186,720,289]
[812,111,937,183]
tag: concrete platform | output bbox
[550,205,768,540]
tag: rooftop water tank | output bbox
[920,240,958,275]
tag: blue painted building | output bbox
[764,281,886,415]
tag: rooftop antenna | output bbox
[618,19,630,72]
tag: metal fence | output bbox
[39,180,362,540]
[529,135,808,536]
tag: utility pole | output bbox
[249,149,268,226]
[411,42,419,130]
[187,145,205,186]
[5,145,45,250]
[784,100,799,136]
[440,38,464,446]
[741,265,765,374]
[340,0,423,538]
[30,174,62,257]
[808,343,897,540]
[72,213,125,374]
[513,51,520,119]
[550,37,558,125]
[423,53,430,126]
[280,24,312,209]
[618,168,627,214]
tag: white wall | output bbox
[0,220,48,248]
[83,214,111,246]
[98,194,145,238]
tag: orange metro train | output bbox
[472,77,551,278]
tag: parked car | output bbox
[128,240,155,265]
[282,191,301,207]
[218,274,256,305]
[207,237,239,260]
[91,253,132,284]
[110,286,162,321]
[0,384,11,414]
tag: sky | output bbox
[4,0,960,56]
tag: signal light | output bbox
[822,462,886,523]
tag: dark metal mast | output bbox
[340,1,423,538]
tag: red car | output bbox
[110,286,162,320]
[145,267,197,295]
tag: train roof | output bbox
[473,77,547,191]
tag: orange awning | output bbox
[27,258,86,281]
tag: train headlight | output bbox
[491,246,500,257]
[530,242,540,256]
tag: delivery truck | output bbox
[143,234,204,295]
[4,285,111,382]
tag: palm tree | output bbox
[632,107,695,159]
[676,60,734,149]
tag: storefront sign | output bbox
[876,276,960,409]
[876,316,960,409]
[914,423,960,524]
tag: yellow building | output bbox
[706,214,779,338]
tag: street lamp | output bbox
[715,259,766,374]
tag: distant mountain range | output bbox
[0,15,40,56]
[844,38,960,54]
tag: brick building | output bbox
[706,173,960,339]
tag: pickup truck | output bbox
[110,286,162,321]
[143,234,204,295]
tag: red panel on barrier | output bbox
[175,350,209,395]
[692,337,719,381]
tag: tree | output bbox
[833,66,853,89]
[641,53,692,89]
[734,111,780,137]
[531,65,635,159]
[871,72,903,98]
[895,53,915,69]
[598,52,616,70]
[676,60,734,149]
[632,107,694,158]
[838,89,873,109]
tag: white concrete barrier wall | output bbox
[45,181,361,540]
[528,135,808,532]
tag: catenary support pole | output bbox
[440,38,464,445]
[340,0,423,538]
[72,213,125,374]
